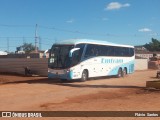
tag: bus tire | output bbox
[117,68,122,78]
[60,79,68,82]
[81,70,88,82]
[122,68,127,77]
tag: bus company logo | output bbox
[2,112,11,117]
[101,58,123,64]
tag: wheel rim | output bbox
[123,69,126,76]
[118,69,122,77]
[82,71,87,81]
[82,72,87,80]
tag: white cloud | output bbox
[123,3,130,7]
[102,18,108,21]
[66,19,74,23]
[105,2,130,10]
[149,32,158,36]
[138,28,152,32]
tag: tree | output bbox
[21,43,35,53]
[144,38,160,51]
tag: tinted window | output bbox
[75,44,85,59]
[85,44,99,57]
[71,44,85,65]
[84,44,134,57]
[48,45,74,69]
[129,48,134,56]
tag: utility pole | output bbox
[7,38,9,53]
[39,37,42,51]
[35,24,38,53]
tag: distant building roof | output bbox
[135,55,147,59]
[135,46,147,51]
[135,51,160,54]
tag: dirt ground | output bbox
[0,70,160,120]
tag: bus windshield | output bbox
[48,44,85,69]
[49,45,74,69]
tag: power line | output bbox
[38,25,160,37]
[0,37,34,39]
[23,37,26,44]
[0,24,159,37]
[39,25,107,36]
[0,24,159,52]
[0,46,18,48]
[0,24,34,28]
[39,42,52,46]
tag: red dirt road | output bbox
[0,70,160,120]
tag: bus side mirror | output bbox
[69,48,80,57]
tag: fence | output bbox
[0,58,48,76]
[0,58,148,77]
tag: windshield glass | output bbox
[49,45,74,69]
[71,44,85,66]
[48,44,85,69]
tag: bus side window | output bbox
[72,50,81,65]
[107,46,114,56]
[124,47,130,56]
[90,45,99,56]
[84,45,90,58]
[85,44,96,58]
[129,48,134,56]
[114,47,119,56]
[100,46,109,56]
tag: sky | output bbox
[0,0,160,52]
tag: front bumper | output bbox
[48,68,73,80]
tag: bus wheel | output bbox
[122,68,127,77]
[117,68,122,78]
[81,70,88,82]
[60,79,68,82]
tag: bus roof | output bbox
[54,39,134,48]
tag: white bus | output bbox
[48,39,135,81]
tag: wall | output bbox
[0,58,48,76]
[148,61,160,69]
[136,53,160,59]
[0,58,148,77]
[135,59,148,70]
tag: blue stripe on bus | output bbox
[107,60,134,76]
[48,71,73,80]
[69,71,73,79]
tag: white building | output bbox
[135,51,160,60]
[0,51,8,55]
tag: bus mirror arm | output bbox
[69,48,80,57]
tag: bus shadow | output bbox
[2,75,118,85]
[2,78,144,89]
[2,78,59,85]
[55,83,144,89]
